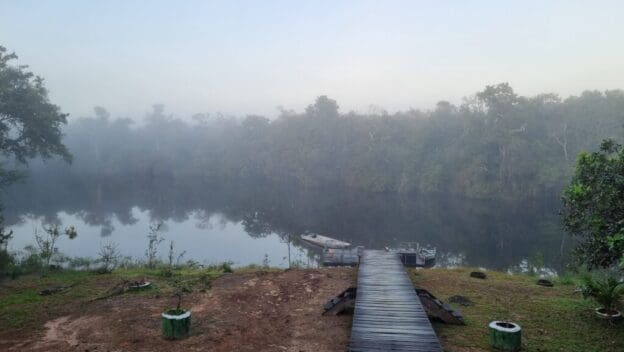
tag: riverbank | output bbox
[0,267,621,351]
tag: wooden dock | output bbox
[321,247,362,266]
[349,250,442,352]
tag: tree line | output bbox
[9,83,624,202]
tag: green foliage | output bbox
[97,241,121,273]
[18,251,43,274]
[262,253,270,268]
[158,268,175,278]
[580,271,624,312]
[527,251,545,276]
[556,270,584,286]
[0,249,16,278]
[68,256,97,271]
[33,225,78,272]
[0,212,14,278]
[219,261,233,273]
[562,139,624,268]
[145,223,164,269]
[10,84,624,206]
[0,46,71,187]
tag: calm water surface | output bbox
[8,208,309,268]
[4,185,569,271]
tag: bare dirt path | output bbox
[5,268,355,352]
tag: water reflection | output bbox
[8,208,308,268]
[3,182,569,271]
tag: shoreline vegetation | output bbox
[1,264,622,352]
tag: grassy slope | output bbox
[411,267,623,352]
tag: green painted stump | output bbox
[488,321,521,351]
[162,309,191,340]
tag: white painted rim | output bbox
[130,282,151,289]
[162,311,191,320]
[489,321,521,333]
[595,308,622,318]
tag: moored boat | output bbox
[300,233,351,249]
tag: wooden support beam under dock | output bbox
[349,250,442,352]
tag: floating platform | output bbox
[398,251,436,268]
[394,242,437,268]
[321,246,436,268]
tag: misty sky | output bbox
[1,0,623,120]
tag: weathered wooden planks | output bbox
[349,250,442,352]
[321,247,361,266]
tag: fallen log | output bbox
[39,284,74,296]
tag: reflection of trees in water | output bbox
[4,180,568,270]
[193,211,228,231]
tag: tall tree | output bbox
[0,46,71,186]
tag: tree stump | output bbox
[488,321,521,351]
[162,310,191,339]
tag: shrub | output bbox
[580,270,624,313]
[98,241,121,273]
[220,262,233,273]
[0,219,14,279]
[34,225,78,273]
[145,223,164,269]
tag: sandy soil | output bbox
[4,268,355,352]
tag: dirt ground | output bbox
[2,268,356,352]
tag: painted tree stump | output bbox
[488,321,521,351]
[162,309,191,339]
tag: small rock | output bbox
[448,295,473,306]
[470,271,487,279]
[537,279,554,287]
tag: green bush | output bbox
[556,272,580,285]
[580,270,624,312]
[220,262,233,273]
[0,249,16,279]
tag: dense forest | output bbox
[7,83,624,203]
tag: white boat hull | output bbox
[301,234,351,249]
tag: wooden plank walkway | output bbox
[349,250,442,352]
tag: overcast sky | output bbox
[1,0,623,120]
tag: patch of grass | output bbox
[0,290,42,308]
[412,267,624,352]
[0,290,42,328]
[555,271,583,286]
[0,265,228,332]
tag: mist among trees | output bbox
[8,83,624,204]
